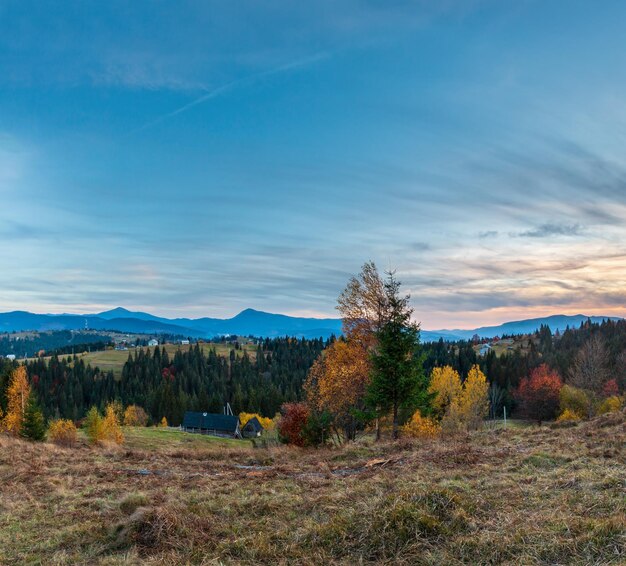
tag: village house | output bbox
[182,412,241,438]
[241,416,264,438]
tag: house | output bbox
[182,412,241,438]
[6,354,16,361]
[479,343,492,356]
[181,339,190,345]
[241,416,264,438]
[148,339,159,347]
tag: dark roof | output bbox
[182,412,239,432]
[242,416,264,432]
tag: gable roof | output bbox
[182,412,239,432]
[242,416,264,432]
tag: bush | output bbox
[159,417,168,428]
[123,405,149,427]
[515,365,562,423]
[597,396,622,415]
[48,419,78,447]
[559,385,591,419]
[402,410,440,439]
[556,409,582,423]
[277,402,309,446]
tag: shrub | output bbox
[559,385,591,419]
[48,419,78,447]
[402,410,440,439]
[159,417,168,428]
[123,405,149,427]
[515,364,562,423]
[84,406,105,444]
[103,403,124,444]
[602,379,619,398]
[277,402,309,446]
[556,408,582,423]
[597,396,622,415]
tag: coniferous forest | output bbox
[1,318,624,426]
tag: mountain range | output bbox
[0,308,622,342]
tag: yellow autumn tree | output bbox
[457,364,489,430]
[1,366,31,436]
[428,366,462,417]
[441,365,490,434]
[402,409,441,439]
[48,419,78,447]
[84,406,105,444]
[304,338,370,441]
[160,416,168,427]
[102,403,124,444]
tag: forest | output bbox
[0,316,624,427]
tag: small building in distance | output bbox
[241,416,264,438]
[5,354,16,361]
[479,343,492,356]
[148,339,159,347]
[182,412,241,438]
[180,339,190,346]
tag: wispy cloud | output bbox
[129,52,330,134]
[516,223,583,238]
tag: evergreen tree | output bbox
[21,394,46,441]
[367,273,427,439]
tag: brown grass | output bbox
[0,412,624,565]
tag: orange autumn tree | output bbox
[305,261,389,443]
[305,338,370,441]
[1,366,31,436]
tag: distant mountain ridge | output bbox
[0,308,621,341]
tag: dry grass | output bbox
[1,412,624,565]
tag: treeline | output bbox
[0,330,113,358]
[423,318,626,414]
[1,317,624,429]
[0,337,329,426]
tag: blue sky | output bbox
[1,1,626,328]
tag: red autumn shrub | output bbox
[516,364,563,423]
[277,402,309,447]
[602,378,619,398]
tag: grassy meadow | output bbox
[1,412,624,565]
[35,341,258,377]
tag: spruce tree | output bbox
[367,273,428,439]
[21,394,46,441]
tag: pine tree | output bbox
[21,394,46,441]
[367,273,428,439]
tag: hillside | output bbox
[1,412,623,564]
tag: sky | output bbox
[1,0,626,329]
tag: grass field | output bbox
[1,411,624,564]
[36,341,258,376]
